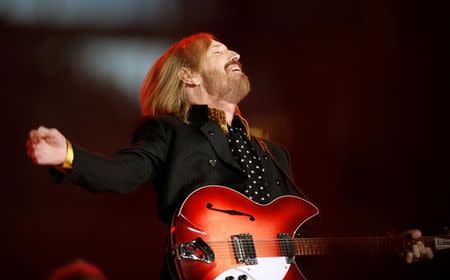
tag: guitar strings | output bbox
[172,236,437,257]
[175,238,416,257]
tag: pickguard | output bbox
[214,257,290,280]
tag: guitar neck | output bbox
[292,236,438,257]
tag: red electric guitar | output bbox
[170,186,449,280]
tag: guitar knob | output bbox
[238,275,248,280]
[225,277,234,280]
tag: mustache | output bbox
[224,60,243,71]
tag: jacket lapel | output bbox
[199,120,242,171]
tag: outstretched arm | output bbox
[26,119,170,193]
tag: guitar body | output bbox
[170,186,320,280]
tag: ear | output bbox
[178,67,201,86]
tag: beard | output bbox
[201,67,251,104]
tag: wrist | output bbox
[61,140,74,169]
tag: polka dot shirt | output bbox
[227,118,270,203]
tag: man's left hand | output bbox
[403,229,434,263]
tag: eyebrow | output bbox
[211,43,227,50]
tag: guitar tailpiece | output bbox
[174,237,215,264]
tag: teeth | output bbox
[227,64,240,72]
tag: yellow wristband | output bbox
[62,140,74,169]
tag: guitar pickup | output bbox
[278,233,295,264]
[231,234,258,265]
[435,238,450,250]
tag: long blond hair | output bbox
[140,33,214,120]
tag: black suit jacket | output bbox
[58,105,302,222]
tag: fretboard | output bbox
[292,236,437,256]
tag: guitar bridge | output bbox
[231,234,258,265]
[174,237,215,264]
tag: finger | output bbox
[425,247,434,259]
[26,139,38,159]
[31,142,44,163]
[29,130,41,144]
[26,138,37,149]
[408,229,422,239]
[36,126,52,138]
[417,241,426,255]
[39,128,64,147]
[27,146,37,164]
[36,126,62,142]
[412,244,420,258]
[405,251,414,264]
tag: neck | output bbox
[207,98,236,124]
[185,86,237,124]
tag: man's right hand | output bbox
[26,126,67,166]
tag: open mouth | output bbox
[225,61,243,73]
[227,64,241,73]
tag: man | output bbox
[27,33,433,279]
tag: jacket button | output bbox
[209,159,217,167]
[208,130,215,136]
[275,179,281,185]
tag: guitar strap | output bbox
[255,137,310,201]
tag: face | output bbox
[199,40,250,104]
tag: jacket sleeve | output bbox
[54,117,170,193]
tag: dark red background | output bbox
[2,0,449,279]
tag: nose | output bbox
[229,51,240,62]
